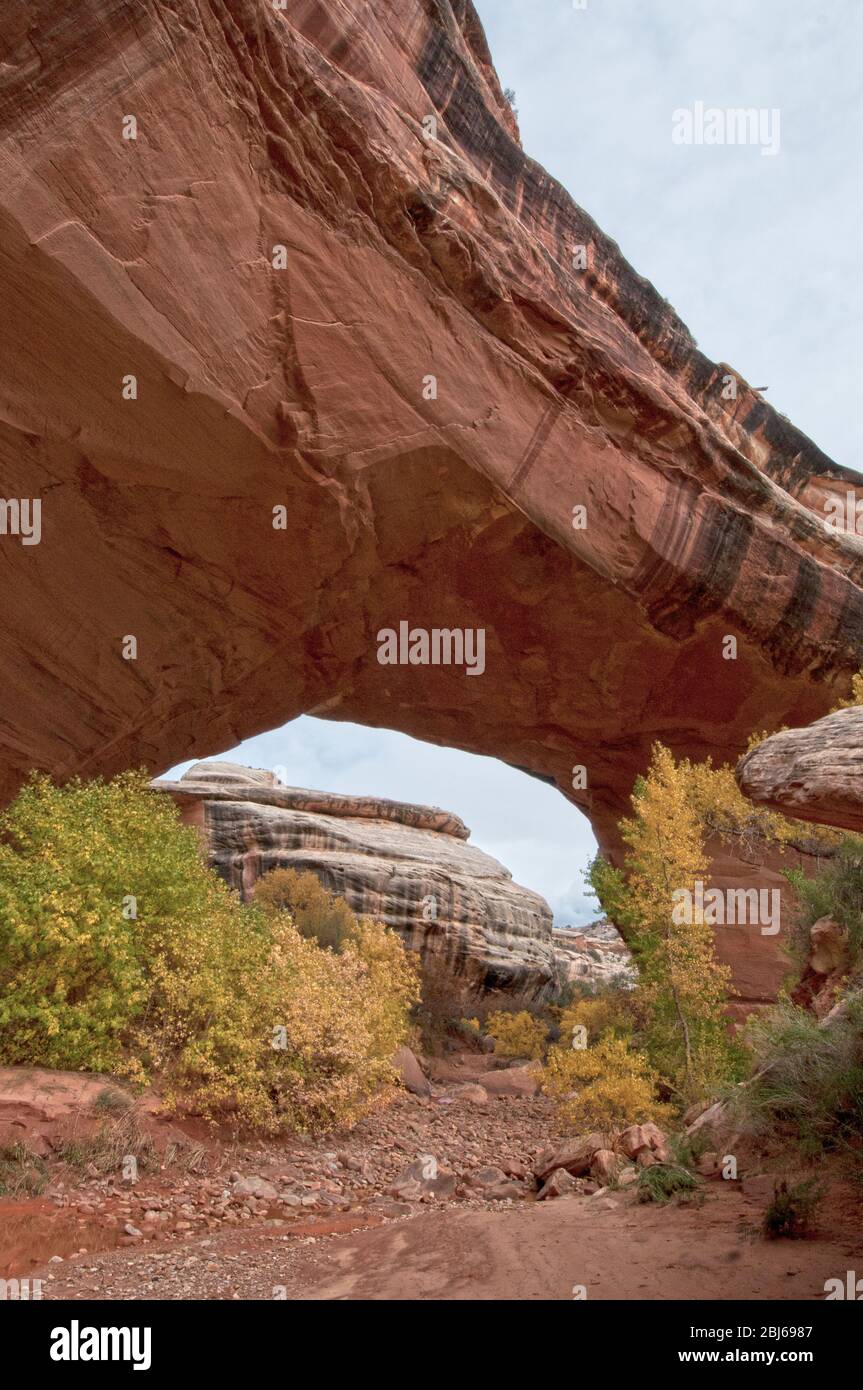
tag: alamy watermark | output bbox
[50,1321,151,1370]
[0,1277,42,1300]
[672,880,780,935]
[0,498,41,545]
[824,1271,863,1300]
[824,490,863,535]
[377,622,485,676]
[672,102,781,158]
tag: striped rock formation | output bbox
[156,761,561,996]
[738,707,863,835]
[2,1,862,1000]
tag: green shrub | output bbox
[0,1143,48,1197]
[637,1162,700,1205]
[784,836,863,975]
[761,1178,824,1239]
[0,772,419,1133]
[736,1000,863,1162]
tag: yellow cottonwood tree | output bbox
[618,744,736,1104]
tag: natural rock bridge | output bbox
[1,0,861,1003]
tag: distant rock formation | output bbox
[552,921,635,990]
[155,762,561,997]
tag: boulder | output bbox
[501,1158,528,1180]
[464,1166,508,1189]
[463,1167,524,1202]
[615,1123,667,1161]
[482,1181,525,1202]
[388,1157,456,1202]
[446,1083,490,1106]
[393,1047,431,1098]
[738,707,863,835]
[157,763,558,997]
[534,1133,606,1184]
[537,1168,578,1201]
[480,1066,540,1098]
[809,917,846,975]
[590,1149,622,1185]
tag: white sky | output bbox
[170,0,859,926]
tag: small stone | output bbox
[483,1181,524,1201]
[501,1158,527,1180]
[447,1083,489,1106]
[465,1166,508,1189]
[232,1175,278,1201]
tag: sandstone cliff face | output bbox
[156,762,561,996]
[2,2,862,1008]
[738,708,863,835]
[703,831,830,1016]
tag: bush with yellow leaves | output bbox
[485,1009,548,1060]
[558,992,636,1048]
[253,867,358,952]
[0,772,419,1133]
[542,1035,672,1132]
[249,914,420,1133]
[588,745,744,1106]
[832,669,863,710]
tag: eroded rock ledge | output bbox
[156,761,561,996]
[737,708,863,834]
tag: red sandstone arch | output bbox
[1,0,861,1003]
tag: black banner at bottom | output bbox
[4,1297,858,1375]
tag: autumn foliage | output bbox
[543,1034,672,1132]
[587,744,746,1110]
[253,867,358,952]
[0,772,419,1133]
[484,1009,548,1059]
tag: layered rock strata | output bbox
[156,761,561,996]
[737,708,863,835]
